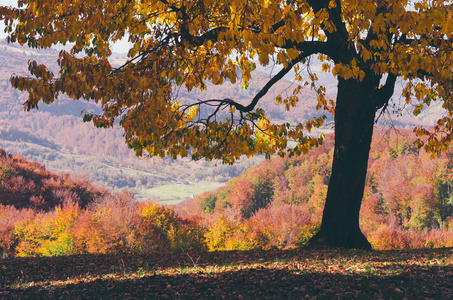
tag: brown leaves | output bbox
[1,248,453,299]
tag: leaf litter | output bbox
[0,247,452,299]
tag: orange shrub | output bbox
[137,202,206,252]
[368,225,453,250]
[72,191,140,254]
[418,230,453,248]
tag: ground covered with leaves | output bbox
[1,247,452,299]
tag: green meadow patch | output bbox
[137,182,224,204]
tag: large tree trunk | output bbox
[308,78,376,249]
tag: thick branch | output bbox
[183,27,227,46]
[373,72,397,110]
[180,49,322,126]
[282,40,334,59]
[229,52,317,113]
[307,0,350,63]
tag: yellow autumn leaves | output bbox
[3,0,453,162]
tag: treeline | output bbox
[2,127,453,258]
[177,127,453,250]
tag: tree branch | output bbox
[373,72,397,110]
[228,51,316,113]
[179,50,320,128]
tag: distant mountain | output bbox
[0,39,446,202]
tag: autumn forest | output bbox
[1,127,453,259]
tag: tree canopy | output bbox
[2,0,453,157]
[3,0,453,248]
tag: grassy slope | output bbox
[1,248,452,299]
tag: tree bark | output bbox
[308,77,376,249]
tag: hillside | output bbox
[0,148,108,210]
[1,145,452,290]
[1,144,452,298]
[177,127,453,250]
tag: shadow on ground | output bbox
[1,248,452,299]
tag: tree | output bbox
[229,178,256,217]
[199,192,217,213]
[432,163,453,229]
[2,0,453,249]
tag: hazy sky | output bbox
[0,0,17,40]
[0,0,131,54]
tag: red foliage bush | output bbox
[229,179,255,217]
[368,225,453,250]
[360,193,387,233]
[175,193,204,217]
[421,230,453,248]
[0,205,35,257]
[249,204,317,248]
